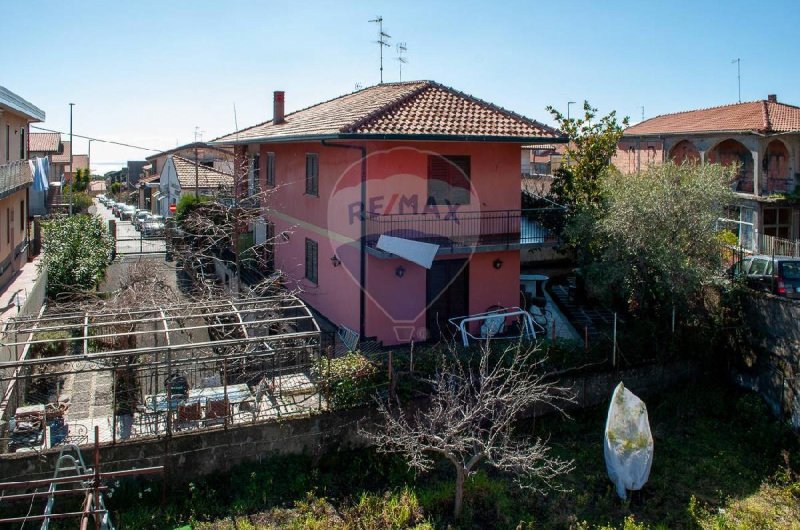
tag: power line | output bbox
[30,125,164,152]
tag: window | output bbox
[304,238,318,283]
[252,153,261,196]
[427,155,471,205]
[305,153,319,196]
[749,258,769,276]
[5,125,9,162]
[6,208,12,245]
[19,129,24,160]
[266,152,275,187]
[19,200,24,232]
[763,207,792,239]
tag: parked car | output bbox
[120,205,137,221]
[142,215,165,238]
[133,211,150,231]
[730,254,800,299]
[97,194,106,204]
[111,202,124,217]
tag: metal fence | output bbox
[760,234,800,258]
[365,207,563,249]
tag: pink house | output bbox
[213,81,564,345]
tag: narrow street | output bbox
[92,198,166,255]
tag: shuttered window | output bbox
[427,155,471,205]
[266,152,275,187]
[305,153,319,196]
[305,238,318,284]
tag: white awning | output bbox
[376,235,439,269]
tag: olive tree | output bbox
[585,161,736,314]
[363,344,574,520]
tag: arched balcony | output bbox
[668,140,700,165]
[763,139,790,194]
[707,139,754,193]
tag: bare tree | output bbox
[363,343,574,519]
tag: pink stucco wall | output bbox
[259,140,523,345]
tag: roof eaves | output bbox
[0,86,45,122]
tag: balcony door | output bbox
[426,259,469,341]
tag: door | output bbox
[426,259,469,340]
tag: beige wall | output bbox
[0,110,29,163]
[0,188,28,287]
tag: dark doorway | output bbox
[426,259,469,340]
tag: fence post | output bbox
[612,313,617,368]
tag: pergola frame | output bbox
[0,295,321,448]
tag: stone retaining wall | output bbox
[0,358,699,482]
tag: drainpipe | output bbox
[321,140,367,339]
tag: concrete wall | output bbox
[0,358,699,482]
[735,292,800,430]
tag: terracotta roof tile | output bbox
[172,156,233,189]
[28,133,61,153]
[213,80,562,144]
[625,99,800,136]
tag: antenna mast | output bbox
[731,58,741,103]
[369,16,391,84]
[396,42,408,81]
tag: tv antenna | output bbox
[396,42,408,81]
[369,16,391,84]
[193,126,205,142]
[641,106,645,122]
[731,58,741,103]
[354,82,363,91]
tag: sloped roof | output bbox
[138,173,160,185]
[625,99,800,136]
[29,133,61,153]
[212,80,563,144]
[172,156,233,189]
[0,86,45,121]
[145,141,234,162]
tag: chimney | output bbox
[768,94,777,103]
[273,91,285,125]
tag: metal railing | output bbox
[365,207,563,249]
[0,160,33,196]
[761,233,800,257]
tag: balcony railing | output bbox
[365,207,563,250]
[0,160,33,197]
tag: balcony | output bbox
[365,207,563,253]
[0,160,33,199]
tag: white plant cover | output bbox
[604,382,653,499]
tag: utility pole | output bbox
[641,106,645,122]
[87,139,93,177]
[731,58,741,103]
[194,126,201,197]
[69,103,74,215]
[369,16,391,84]
[567,101,576,121]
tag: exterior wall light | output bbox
[395,266,406,278]
[330,255,342,267]
[493,258,504,270]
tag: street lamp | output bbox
[567,101,576,121]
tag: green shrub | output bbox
[31,330,71,357]
[40,214,114,298]
[313,351,382,409]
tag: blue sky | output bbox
[3,0,799,172]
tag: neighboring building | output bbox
[0,86,45,288]
[213,80,564,346]
[521,143,563,176]
[88,180,106,195]
[616,95,800,250]
[28,132,62,160]
[51,141,89,184]
[136,173,160,211]
[126,160,147,187]
[156,155,233,216]
[146,142,234,179]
